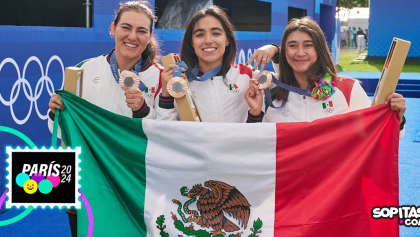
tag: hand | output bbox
[160,64,186,97]
[48,94,65,114]
[125,87,144,111]
[246,44,279,71]
[244,80,263,116]
[385,92,406,123]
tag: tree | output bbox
[337,0,368,9]
[336,0,369,16]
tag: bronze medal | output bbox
[167,77,188,98]
[256,70,272,90]
[119,70,140,91]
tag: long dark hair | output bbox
[180,5,237,77]
[274,17,337,101]
[113,1,160,62]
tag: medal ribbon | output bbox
[110,51,147,91]
[263,74,312,109]
[184,64,222,82]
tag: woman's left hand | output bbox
[246,44,278,71]
[125,87,145,111]
[386,92,406,123]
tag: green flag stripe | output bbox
[57,90,148,236]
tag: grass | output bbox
[336,50,420,73]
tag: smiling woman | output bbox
[111,11,152,70]
[45,1,163,236]
[245,17,406,138]
[47,1,162,126]
[157,5,262,123]
[190,15,230,74]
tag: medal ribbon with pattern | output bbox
[110,51,147,91]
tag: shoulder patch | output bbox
[235,64,253,78]
[335,77,356,107]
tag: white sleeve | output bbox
[399,126,405,140]
[155,95,179,121]
[269,71,279,90]
[155,106,178,120]
[140,91,158,119]
[273,62,279,74]
[348,81,371,112]
[141,105,156,119]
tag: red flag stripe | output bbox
[275,105,399,237]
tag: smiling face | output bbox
[285,30,318,78]
[23,180,38,194]
[111,10,152,69]
[192,15,229,73]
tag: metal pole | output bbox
[85,0,91,28]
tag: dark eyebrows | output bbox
[287,40,313,44]
[193,28,204,35]
[120,23,149,32]
[211,27,223,32]
[193,27,224,35]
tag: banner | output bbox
[55,90,399,237]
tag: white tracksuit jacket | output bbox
[156,64,264,123]
[48,53,162,138]
[262,64,405,139]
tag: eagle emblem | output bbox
[161,180,260,237]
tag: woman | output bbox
[244,17,406,137]
[156,5,260,122]
[46,2,162,236]
[48,0,162,134]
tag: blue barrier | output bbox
[337,72,420,98]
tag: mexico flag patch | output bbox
[322,101,334,113]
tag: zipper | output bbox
[303,95,308,121]
[209,77,222,122]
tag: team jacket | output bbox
[248,77,405,139]
[156,64,262,123]
[48,51,162,137]
[263,78,370,122]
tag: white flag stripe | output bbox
[143,120,277,236]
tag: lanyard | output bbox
[185,64,222,82]
[109,51,146,91]
[264,74,312,109]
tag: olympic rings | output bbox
[0,56,64,125]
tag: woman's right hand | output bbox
[244,80,263,116]
[48,94,65,115]
[160,64,186,97]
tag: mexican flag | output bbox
[55,90,400,237]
